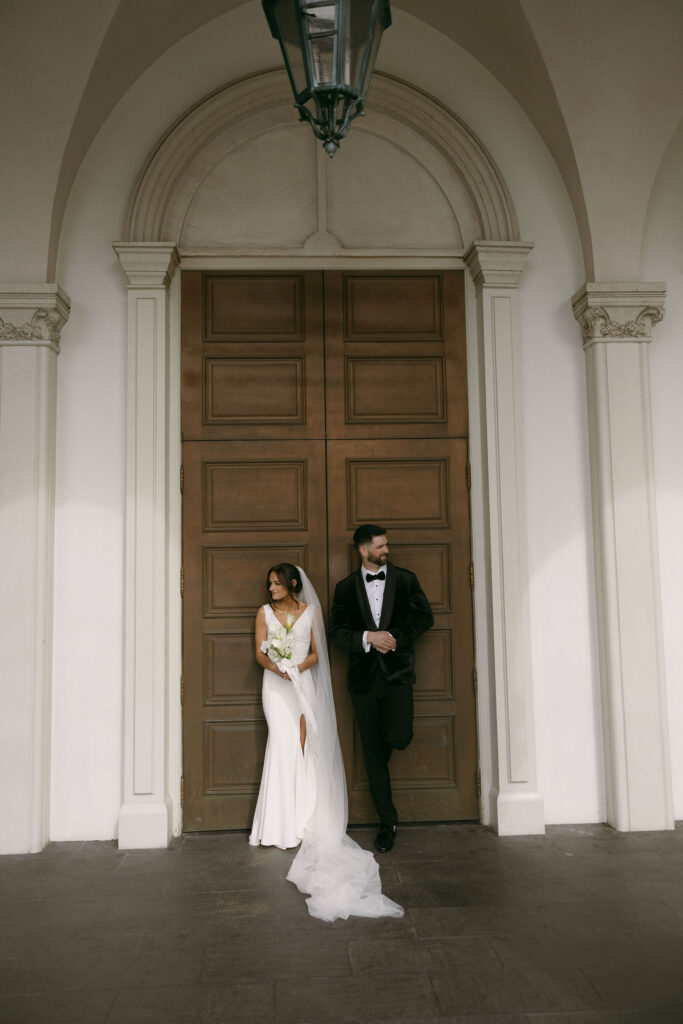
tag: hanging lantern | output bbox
[262,0,391,156]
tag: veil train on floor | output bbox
[284,567,404,922]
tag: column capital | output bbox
[113,242,179,289]
[0,284,70,353]
[572,282,666,348]
[464,241,534,289]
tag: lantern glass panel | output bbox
[271,0,308,96]
[359,7,384,96]
[302,2,339,87]
[344,0,375,90]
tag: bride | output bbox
[249,562,403,922]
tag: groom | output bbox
[330,525,434,853]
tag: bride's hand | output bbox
[270,661,291,680]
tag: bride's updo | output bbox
[266,562,303,602]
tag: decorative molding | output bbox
[465,241,544,834]
[578,305,664,341]
[0,286,70,352]
[572,283,666,347]
[125,70,519,251]
[368,75,519,243]
[0,309,64,344]
[113,243,179,288]
[464,241,534,289]
[115,243,177,849]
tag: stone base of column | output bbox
[607,805,674,834]
[118,800,172,850]
[491,789,546,836]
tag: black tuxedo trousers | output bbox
[329,564,434,827]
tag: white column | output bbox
[113,242,179,849]
[0,285,70,853]
[573,283,673,832]
[465,241,545,835]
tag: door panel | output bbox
[324,271,468,439]
[182,439,327,831]
[327,438,477,822]
[182,271,324,441]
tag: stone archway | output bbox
[114,69,543,847]
[126,70,518,252]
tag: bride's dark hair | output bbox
[266,562,303,603]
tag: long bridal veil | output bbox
[285,567,403,922]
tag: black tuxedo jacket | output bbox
[329,563,434,694]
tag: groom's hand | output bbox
[368,631,397,654]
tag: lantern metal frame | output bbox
[262,0,391,156]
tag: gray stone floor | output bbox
[2,823,683,1023]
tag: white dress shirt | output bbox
[361,565,390,652]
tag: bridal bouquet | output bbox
[261,613,295,669]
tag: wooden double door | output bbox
[181,270,477,830]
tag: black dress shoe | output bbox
[374,824,397,853]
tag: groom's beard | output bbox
[366,553,388,568]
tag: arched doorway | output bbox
[115,69,545,845]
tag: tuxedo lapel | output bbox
[354,569,376,629]
[379,563,396,629]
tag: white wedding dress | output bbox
[249,570,404,923]
[249,604,317,849]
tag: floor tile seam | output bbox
[273,970,436,991]
[347,936,508,974]
[100,978,274,1019]
[84,987,121,1022]
[661,898,683,918]
[427,964,609,981]
[0,891,162,908]
[200,937,356,962]
[539,896,680,912]
[483,934,507,971]
[157,884,291,897]
[572,965,613,1011]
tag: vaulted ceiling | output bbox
[2,0,682,281]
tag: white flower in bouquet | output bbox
[261,612,295,669]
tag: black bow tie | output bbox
[366,571,385,582]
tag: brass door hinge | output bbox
[180,465,184,493]
[473,667,478,697]
[180,776,184,808]
[469,563,474,588]
[180,566,184,598]
[476,769,481,799]
[466,461,471,490]
[180,674,184,707]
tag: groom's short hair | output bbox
[353,524,386,549]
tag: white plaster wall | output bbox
[52,2,599,838]
[642,117,683,820]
